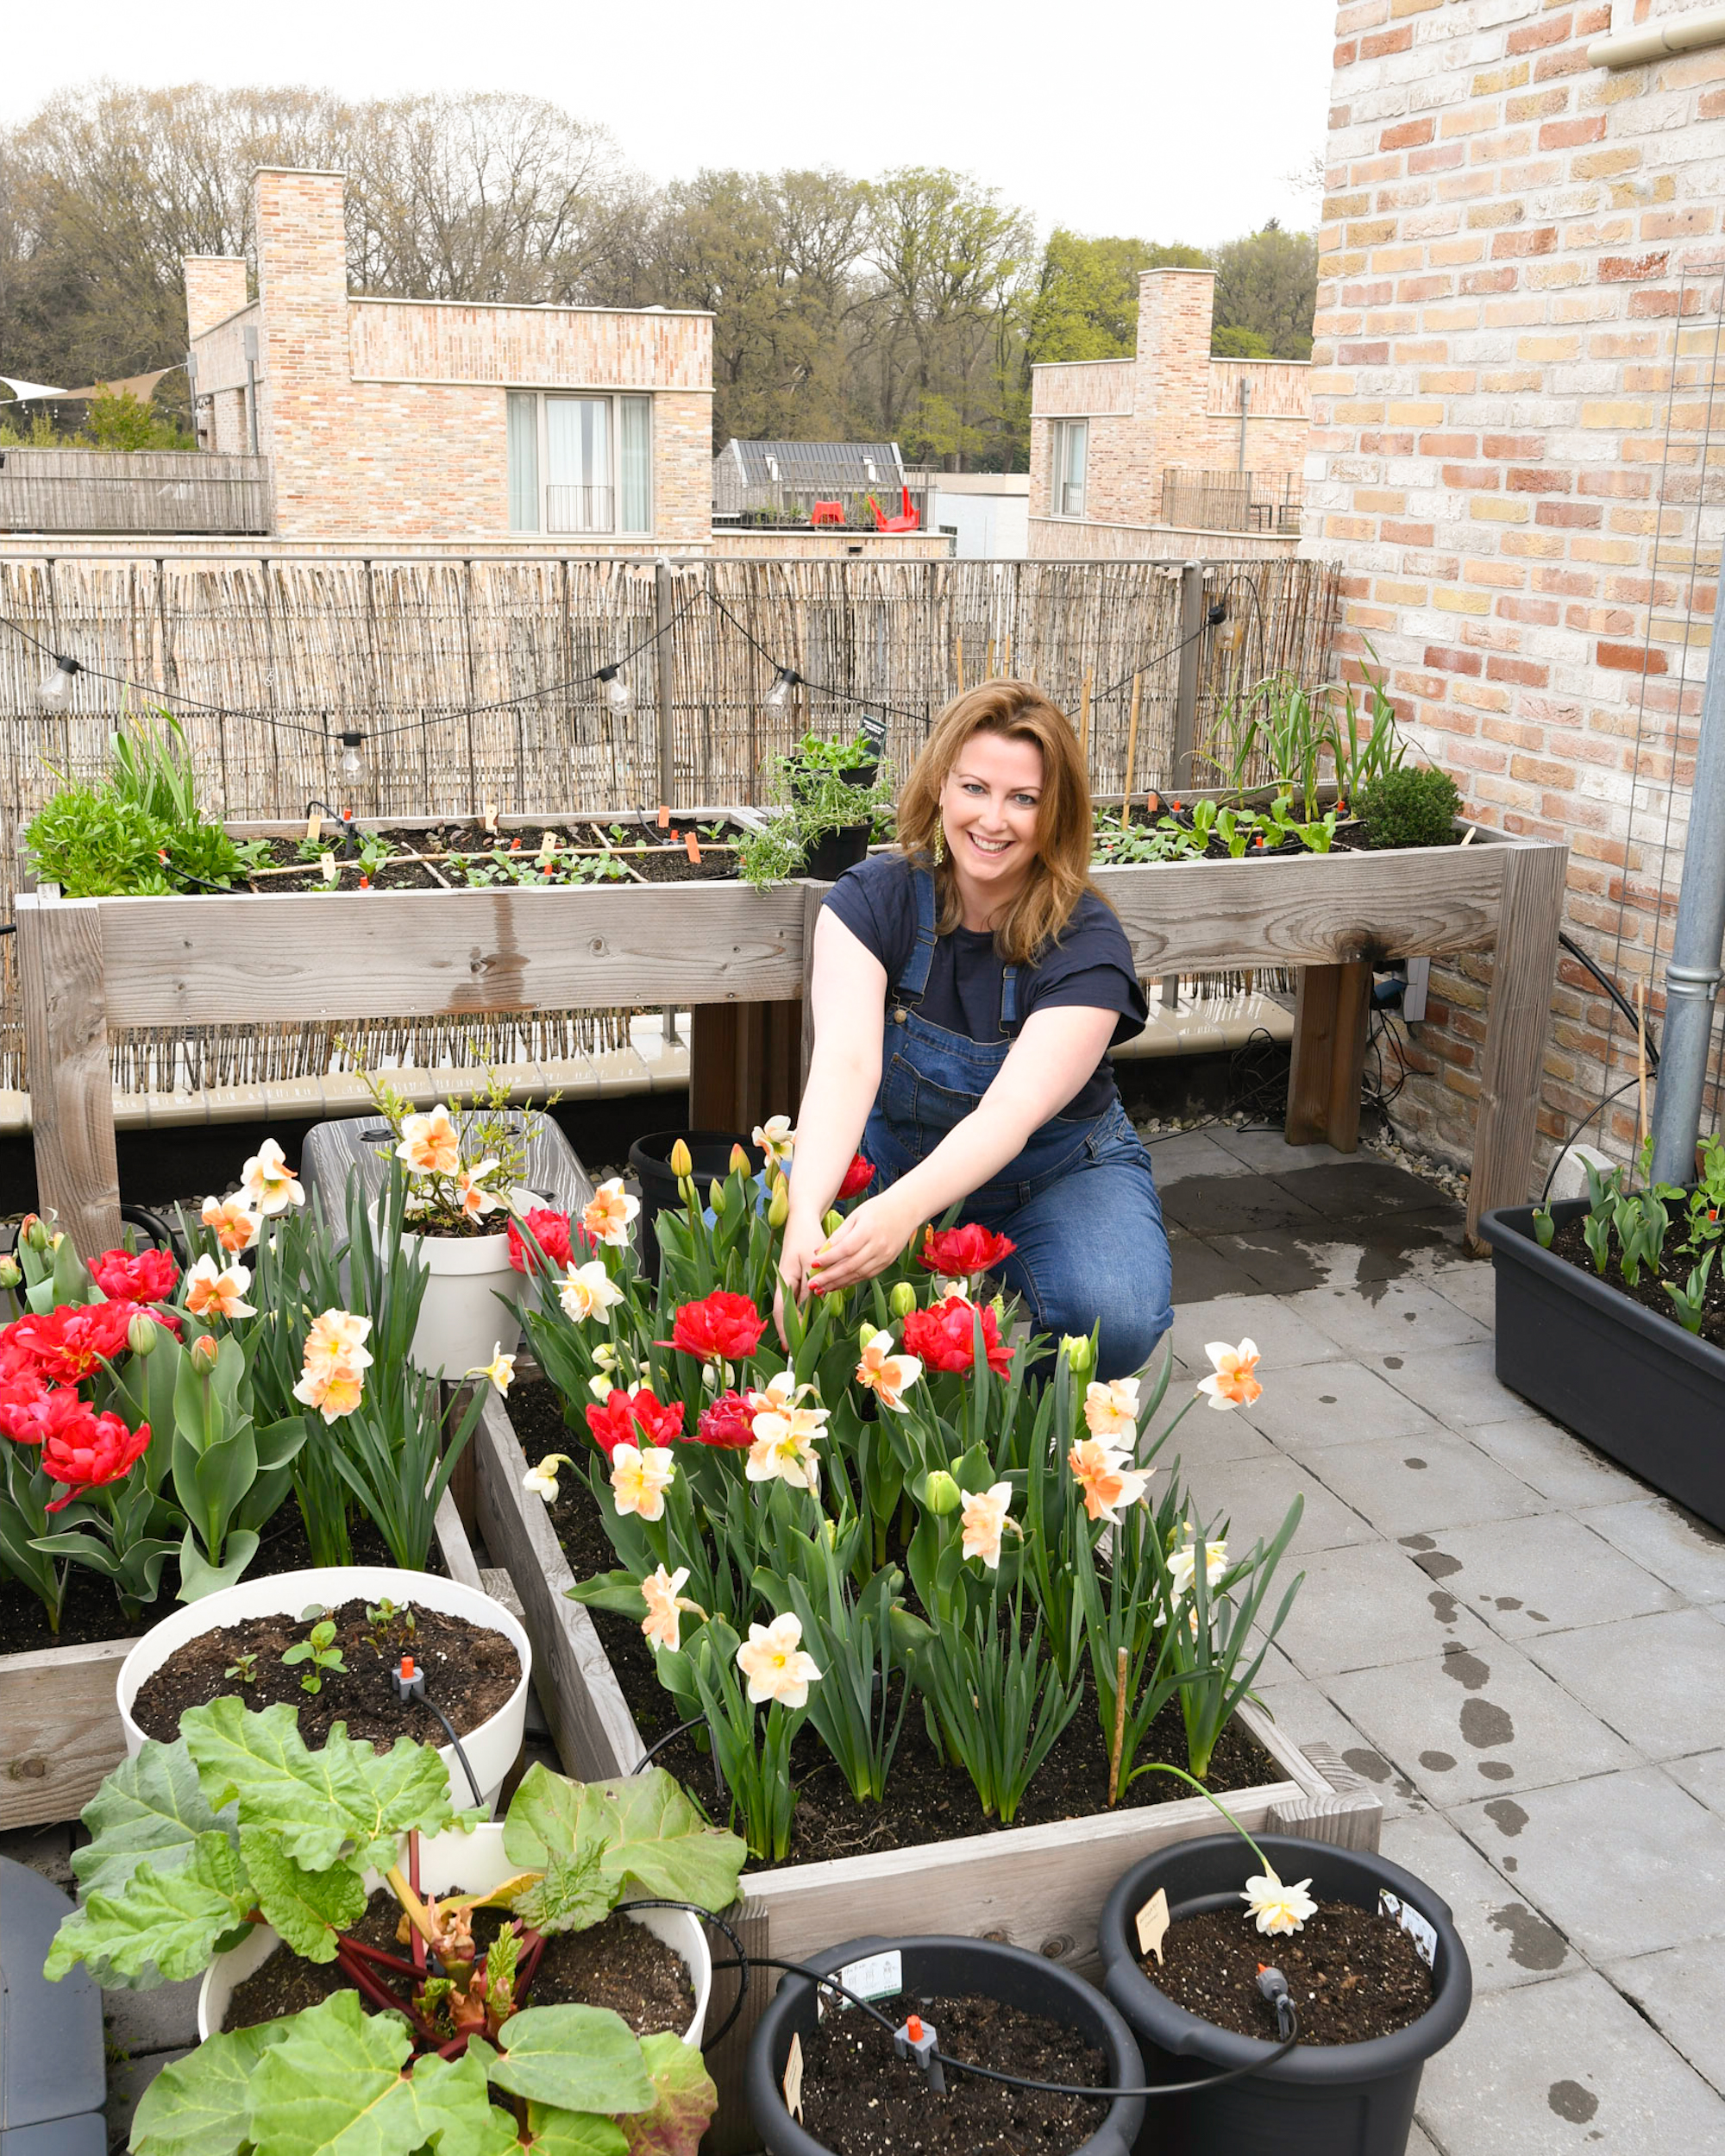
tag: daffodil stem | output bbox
[1107,1644,1130,1804]
[1135,1763,1274,1876]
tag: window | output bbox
[1051,418,1088,519]
[507,393,652,535]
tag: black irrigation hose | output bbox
[1540,1077,1643,1204]
[1559,931,1660,1069]
[418,1694,485,1813]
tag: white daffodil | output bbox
[239,1136,304,1216]
[736,1612,821,1708]
[559,1260,626,1323]
[752,1115,796,1171]
[466,1345,516,1394]
[1241,1871,1317,1936]
[523,1452,574,1502]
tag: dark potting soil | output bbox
[235,819,748,894]
[1547,1212,1725,1349]
[223,1886,693,2040]
[0,1498,444,1656]
[796,1988,1109,2155]
[1143,1899,1434,2045]
[130,1595,518,1748]
[510,1380,1279,1864]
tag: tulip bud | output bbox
[593,1342,618,1372]
[923,1469,962,1516]
[21,1215,48,1252]
[190,1334,219,1373]
[990,1296,1007,1324]
[0,1256,20,1290]
[708,1179,726,1216]
[822,1518,837,1548]
[668,1138,693,1179]
[889,1280,917,1319]
[1060,1333,1094,1373]
[859,1322,878,1355]
[729,1144,751,1176]
[768,1180,790,1229]
[823,1210,844,1236]
[127,1312,160,1356]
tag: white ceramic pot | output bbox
[117,1566,531,1813]
[198,1820,712,2047]
[396,1186,542,1379]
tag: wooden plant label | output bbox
[539,830,558,861]
[484,799,499,833]
[305,810,323,843]
[685,830,701,864]
[782,2031,804,2121]
[319,852,338,885]
[656,803,671,829]
[1135,1888,1170,1963]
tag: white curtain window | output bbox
[618,396,651,532]
[1055,420,1088,519]
[546,396,612,533]
[507,393,540,532]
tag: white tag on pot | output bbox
[1135,1888,1170,1964]
[833,1948,902,2006]
[1378,1889,1437,1968]
[320,852,338,884]
[306,810,323,843]
[782,2031,803,2121]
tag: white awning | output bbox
[0,374,68,402]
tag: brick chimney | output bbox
[183,257,248,344]
[1136,269,1218,508]
[253,169,352,529]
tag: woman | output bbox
[779,680,1172,1381]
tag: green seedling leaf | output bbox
[241,1826,368,1962]
[620,2034,718,2156]
[130,2021,291,2156]
[488,2004,655,2115]
[248,1990,495,2156]
[46,1831,253,1986]
[183,1699,460,1870]
[70,1737,236,1901]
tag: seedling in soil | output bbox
[282,1618,346,1694]
[364,1598,416,1655]
[223,1651,258,1686]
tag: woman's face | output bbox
[938,730,1044,902]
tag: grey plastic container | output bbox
[0,1856,105,2154]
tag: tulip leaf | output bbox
[565,1571,651,1619]
[248,1990,497,2156]
[183,1698,461,1871]
[524,2104,630,2155]
[487,2005,654,2115]
[241,1826,368,1962]
[177,1524,260,1601]
[619,2034,718,2156]
[70,1736,237,1901]
[130,2020,291,2156]
[45,1830,254,1986]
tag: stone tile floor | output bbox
[7,1122,1723,2151]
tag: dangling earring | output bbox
[932,824,945,866]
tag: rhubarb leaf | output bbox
[594,1770,745,1911]
[70,1736,238,1900]
[248,1990,495,2156]
[241,1826,367,1962]
[620,2035,718,2156]
[130,2021,289,2156]
[45,1831,254,1986]
[525,2106,630,2155]
[488,2004,655,2115]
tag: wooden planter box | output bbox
[473,1390,1382,1970]
[0,1489,484,1832]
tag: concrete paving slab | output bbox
[1167,1235,1270,1304]
[104,1978,202,2057]
[1270,1537,1496,1679]
[1452,1768,1725,1963]
[1523,1608,1725,1762]
[1269,1159,1455,1221]
[1415,1966,1725,2155]
[1168,1292,1346,1373]
[1207,1211,1470,1297]
[1380,1807,1575,1992]
[1155,1394,1281,1477]
[1183,1448,1378,1557]
[1329,1637,1643,1806]
[1138,1128,1256,1181]
[1207,1127,1358,1172]
[1240,1355,1443,1452]
[1574,1496,1725,1604]
[1287,1279,1492,1359]
[1372,1340,1547,1433]
[1398,1513,1684,1642]
[1302,1430,1550,1539]
[1606,1939,1725,2093]
[1462,1415,1647,1510]
[1405,2125,1443,2156]
[106,2049,187,2153]
[1423,1258,1498,1324]
[1251,1673,1426,1817]
[1159,1173,1329,1238]
[1663,1747,1725,1818]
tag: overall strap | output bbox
[898,864,940,1003]
[1000,964,1019,1033]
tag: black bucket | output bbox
[1097,1833,1471,2156]
[626,1128,764,1279]
[794,757,876,884]
[747,1932,1145,2156]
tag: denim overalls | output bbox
[862,865,1173,1380]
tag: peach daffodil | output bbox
[960,1480,1016,1569]
[558,1260,626,1324]
[1241,1872,1317,1936]
[745,1369,816,1419]
[640,1563,705,1652]
[855,1329,923,1413]
[455,1163,500,1220]
[183,1254,255,1321]
[752,1115,795,1171]
[466,1344,516,1394]
[1067,1436,1151,1524]
[396,1104,462,1177]
[240,1137,304,1216]
[581,1177,640,1248]
[1083,1375,1141,1440]
[736,1612,822,1709]
[1197,1338,1262,1412]
[199,1196,261,1254]
[746,1405,826,1493]
[610,1441,675,1523]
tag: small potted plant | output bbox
[737,728,894,887]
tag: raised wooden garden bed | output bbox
[0,1487,482,1832]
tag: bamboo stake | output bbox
[1122,672,1142,804]
[987,638,997,680]
[1107,1645,1129,1807]
[1635,981,1650,1160]
[1001,632,1013,679]
[1078,666,1092,770]
[956,633,964,694]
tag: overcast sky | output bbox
[0,0,1338,246]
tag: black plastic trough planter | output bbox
[627,1128,765,1279]
[747,1932,1146,2156]
[1097,1833,1471,2156]
[1480,1197,1725,1532]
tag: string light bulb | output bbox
[598,663,631,714]
[38,655,79,708]
[338,731,364,779]
[763,666,800,711]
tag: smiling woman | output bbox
[779,682,1173,1382]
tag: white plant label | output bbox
[1135,1888,1170,1963]
[1378,1889,1437,1968]
[835,1949,903,2006]
[305,811,323,843]
[319,852,338,884]
[782,2031,803,2121]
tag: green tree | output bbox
[1025,229,1207,365]
[1210,221,1318,360]
[1210,323,1272,358]
[84,386,192,449]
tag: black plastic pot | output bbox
[793,756,876,884]
[1480,1195,1725,1531]
[627,1128,764,1279]
[747,1933,1145,2156]
[1098,1834,1471,2156]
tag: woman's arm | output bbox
[808,1002,1120,1293]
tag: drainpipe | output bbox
[242,324,260,456]
[1589,8,1725,70]
[1237,376,1251,475]
[1649,566,1725,1185]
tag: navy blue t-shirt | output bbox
[824,852,1147,1121]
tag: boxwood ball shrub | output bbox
[1357,764,1462,851]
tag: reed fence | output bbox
[0,451,273,537]
[0,552,1340,1094]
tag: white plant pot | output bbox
[117,1566,531,1814]
[395,1186,541,1379]
[198,1820,712,2047]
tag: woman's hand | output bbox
[774,1212,826,1345]
[806,1185,923,1297]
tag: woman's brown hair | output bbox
[896,680,1102,965]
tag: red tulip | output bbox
[901,1294,1013,1376]
[91,1248,180,1304]
[507,1207,580,1275]
[585,1385,686,1461]
[39,1394,151,1510]
[1,1301,143,1386]
[918,1223,1017,1279]
[837,1153,876,1200]
[694,1392,756,1449]
[671,1292,768,1362]
[0,1366,51,1443]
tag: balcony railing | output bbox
[711,481,929,530]
[0,449,272,536]
[545,484,615,535]
[1159,468,1302,536]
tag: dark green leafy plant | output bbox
[25,715,262,896]
[1665,1249,1716,1334]
[737,730,894,887]
[1356,764,1462,851]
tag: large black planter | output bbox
[747,1933,1145,2156]
[1098,1834,1470,2156]
[793,756,876,883]
[626,1128,764,1279]
[1480,1197,1725,1531]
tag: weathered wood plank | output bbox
[97,883,810,1028]
[798,880,828,1099]
[1286,959,1373,1151]
[1468,837,1569,1241]
[16,891,122,1250]
[0,1635,135,1832]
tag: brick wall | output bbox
[1306,0,1725,1182]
